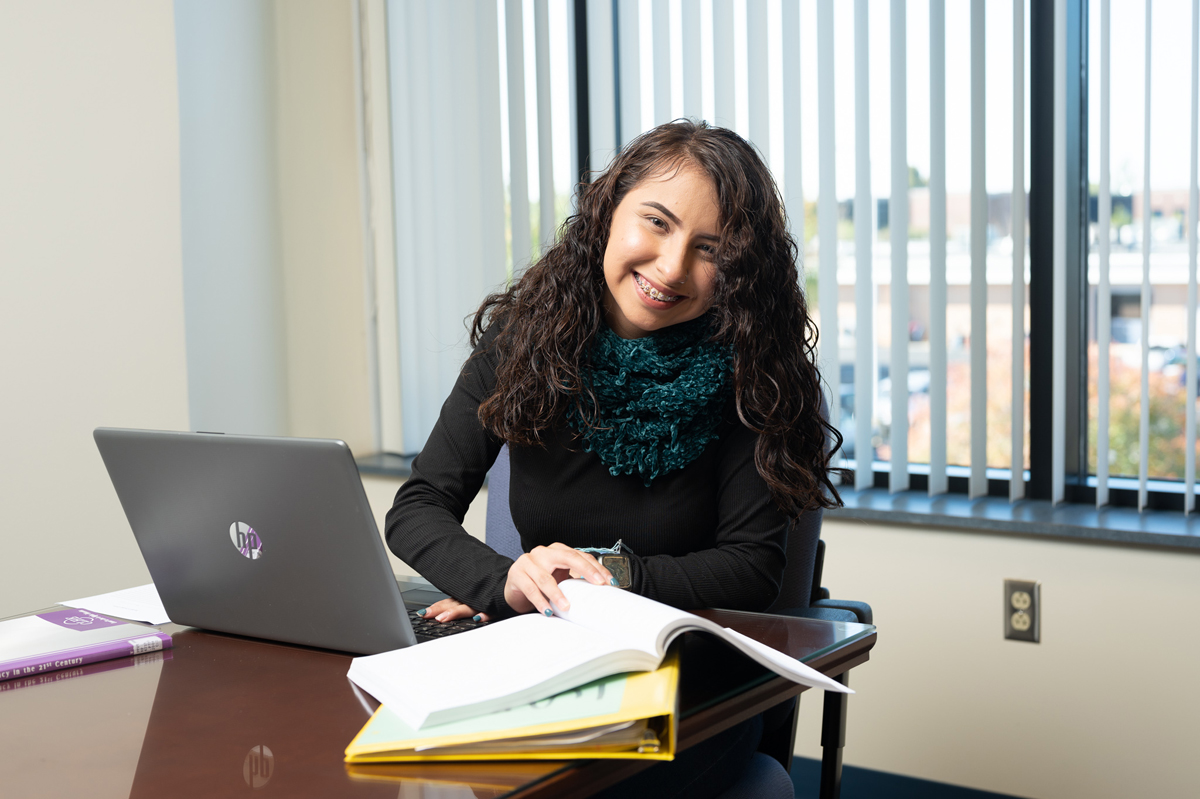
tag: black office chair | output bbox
[483,443,523,562]
[752,399,872,798]
[483,445,870,799]
[770,509,873,625]
[755,506,873,799]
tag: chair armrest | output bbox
[776,606,860,623]
[811,598,873,625]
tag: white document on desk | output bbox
[60,583,170,625]
[721,628,853,694]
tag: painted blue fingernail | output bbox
[543,608,553,617]
[416,608,427,617]
[472,614,482,622]
[610,577,619,586]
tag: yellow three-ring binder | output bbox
[345,650,679,763]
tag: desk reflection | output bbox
[127,629,561,798]
[347,762,567,798]
[0,648,168,799]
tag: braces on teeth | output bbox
[636,273,681,302]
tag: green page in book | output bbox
[354,672,629,749]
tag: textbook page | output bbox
[349,580,856,729]
[556,582,853,694]
[552,580,699,655]
[348,613,661,729]
[721,628,852,694]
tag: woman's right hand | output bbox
[504,543,617,616]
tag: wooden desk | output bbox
[0,610,874,799]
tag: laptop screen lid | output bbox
[93,428,417,655]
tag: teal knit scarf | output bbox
[567,316,733,485]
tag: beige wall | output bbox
[274,0,374,454]
[0,1,190,618]
[793,519,1200,798]
[0,0,376,616]
[0,0,409,610]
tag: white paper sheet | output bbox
[722,627,854,694]
[60,583,170,625]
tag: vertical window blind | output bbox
[374,0,1200,514]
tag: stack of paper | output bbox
[345,579,853,763]
[346,653,679,763]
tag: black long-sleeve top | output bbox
[384,325,789,618]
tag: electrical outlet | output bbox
[1004,579,1040,643]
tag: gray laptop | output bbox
[93,428,483,654]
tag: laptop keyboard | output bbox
[408,609,487,640]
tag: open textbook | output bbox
[347,579,853,730]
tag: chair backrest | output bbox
[484,444,524,561]
[765,391,834,612]
[765,508,821,613]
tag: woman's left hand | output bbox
[503,543,614,616]
[417,597,489,623]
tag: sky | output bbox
[1090,0,1196,195]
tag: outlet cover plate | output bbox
[1004,579,1040,643]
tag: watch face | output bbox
[601,554,632,589]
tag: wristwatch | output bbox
[576,541,632,589]
[598,553,631,589]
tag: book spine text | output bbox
[0,633,173,682]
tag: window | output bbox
[1087,0,1200,510]
[374,0,1200,516]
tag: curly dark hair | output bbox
[470,120,843,516]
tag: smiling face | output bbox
[601,164,721,339]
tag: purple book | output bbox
[0,608,173,683]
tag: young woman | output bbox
[385,120,842,629]
[385,120,842,798]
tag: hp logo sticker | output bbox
[229,522,264,559]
